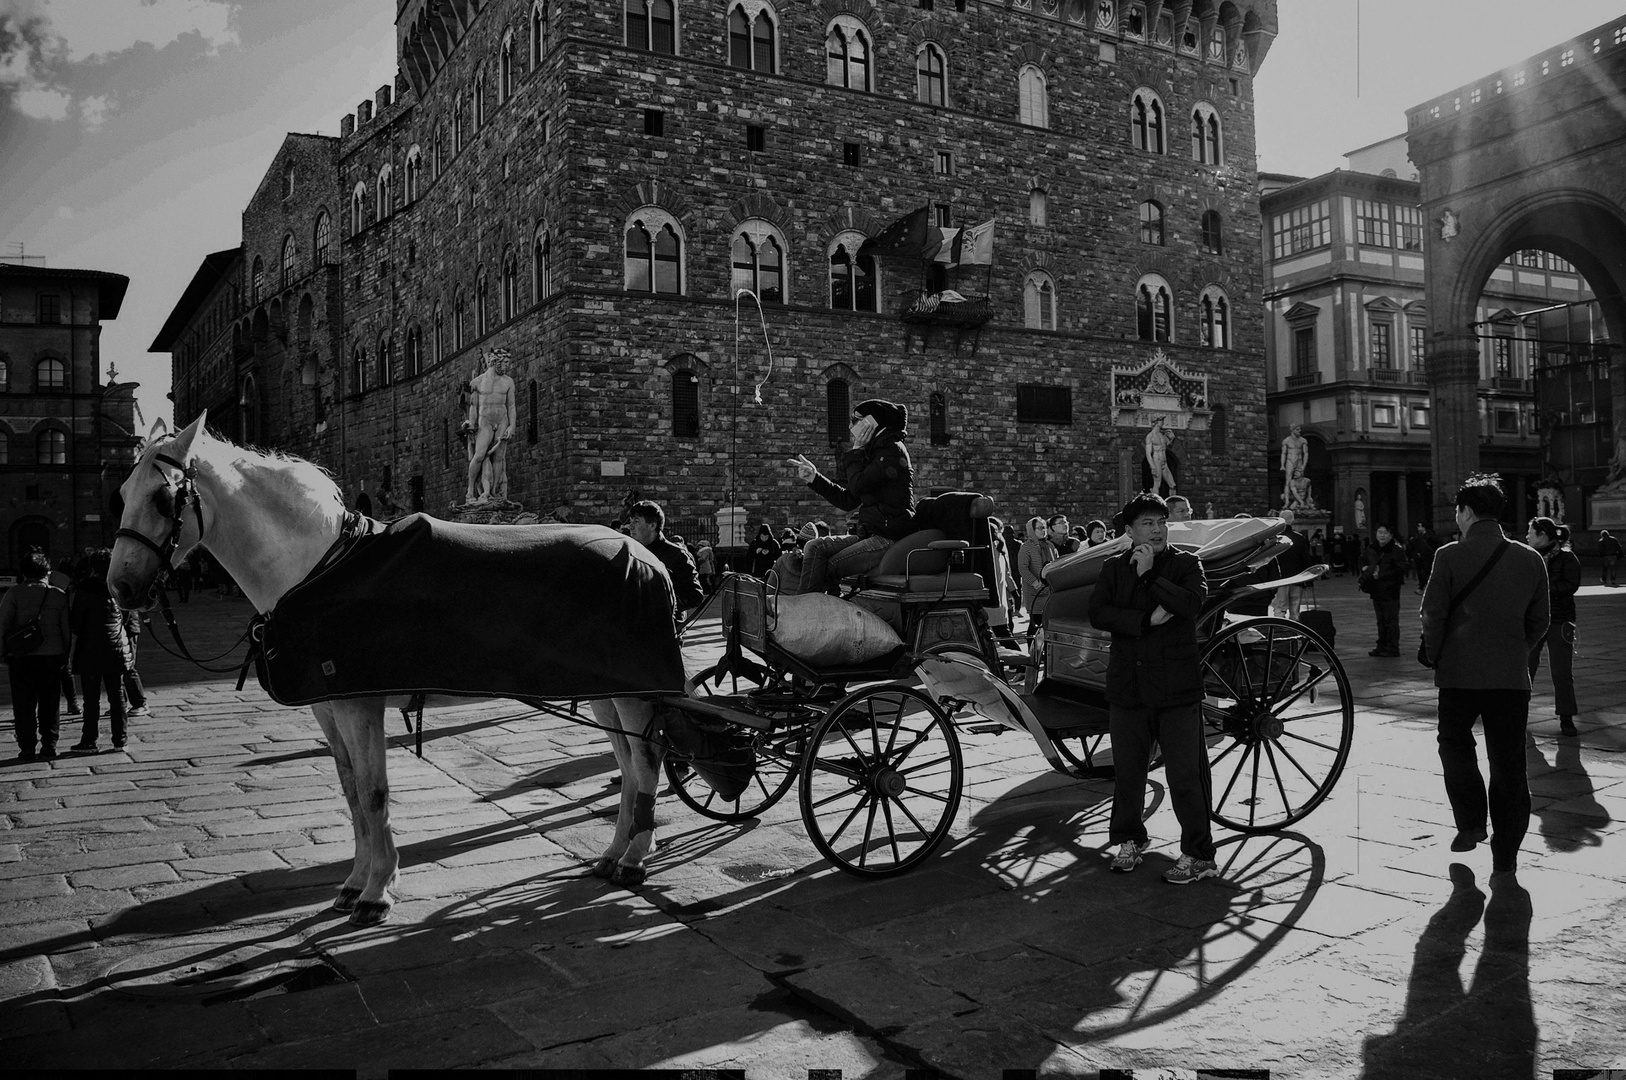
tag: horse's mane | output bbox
[147,427,345,524]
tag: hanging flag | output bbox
[928,227,962,264]
[953,218,997,266]
[857,205,933,260]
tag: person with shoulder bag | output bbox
[0,551,72,760]
[1419,475,1548,876]
[1525,517,1581,736]
[1362,525,1408,656]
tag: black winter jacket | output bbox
[808,428,916,540]
[1088,547,1208,708]
[1362,540,1407,600]
[1542,546,1582,625]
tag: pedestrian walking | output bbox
[1420,474,1548,875]
[746,525,781,579]
[1408,522,1440,593]
[1269,509,1310,620]
[625,500,704,625]
[123,614,151,719]
[0,551,72,761]
[1018,516,1057,639]
[1089,492,1216,885]
[694,541,717,595]
[1598,528,1622,586]
[50,557,80,717]
[1526,517,1581,736]
[68,549,139,754]
[1360,524,1407,656]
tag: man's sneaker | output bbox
[127,707,151,718]
[68,743,99,754]
[1163,854,1218,885]
[1109,841,1146,873]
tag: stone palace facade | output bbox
[159,0,1279,539]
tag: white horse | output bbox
[107,413,673,926]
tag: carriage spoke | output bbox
[1208,736,1244,769]
[1215,740,1254,812]
[1271,737,1326,789]
[886,792,934,838]
[1247,739,1262,828]
[827,791,873,850]
[899,787,950,805]
[898,753,954,777]
[881,795,902,864]
[1278,707,1346,724]
[1230,636,1256,699]
[858,796,879,869]
[807,784,865,813]
[1263,738,1294,817]
[1268,636,1311,702]
[1278,728,1344,755]
[1264,664,1334,715]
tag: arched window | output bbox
[377,335,393,387]
[826,378,851,446]
[627,0,678,52]
[314,211,332,266]
[475,269,489,336]
[826,16,872,91]
[1030,189,1049,226]
[433,304,444,364]
[916,43,947,106]
[351,183,367,235]
[532,2,546,67]
[1139,200,1165,245]
[474,71,486,129]
[251,256,265,304]
[1018,64,1049,128]
[501,248,518,321]
[929,392,950,446]
[730,219,787,304]
[406,325,423,378]
[1023,270,1056,331]
[1131,88,1165,153]
[0,358,9,391]
[1136,273,1173,342]
[1191,102,1222,164]
[376,164,392,222]
[624,208,684,295]
[1200,286,1230,348]
[0,432,9,464]
[280,236,296,288]
[500,30,515,102]
[35,357,66,391]
[453,287,467,348]
[453,93,465,151]
[829,232,877,312]
[533,227,552,301]
[351,345,367,395]
[1200,209,1223,254]
[671,366,700,438]
[405,147,423,202]
[728,3,777,72]
[36,428,65,466]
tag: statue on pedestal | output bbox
[461,348,517,506]
[1144,416,1177,495]
[1600,429,1626,495]
[1279,423,1310,509]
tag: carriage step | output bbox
[966,723,1007,735]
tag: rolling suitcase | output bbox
[1300,607,1335,647]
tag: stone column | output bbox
[1429,331,1483,532]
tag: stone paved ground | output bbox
[1,574,1623,1078]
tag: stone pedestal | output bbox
[446,500,535,526]
[1588,491,1626,530]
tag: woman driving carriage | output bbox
[786,399,915,594]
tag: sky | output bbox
[1,0,1623,429]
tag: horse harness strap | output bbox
[115,452,204,573]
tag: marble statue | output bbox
[1144,415,1177,495]
[462,348,517,505]
[1279,423,1309,507]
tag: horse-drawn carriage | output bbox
[659,504,1353,879]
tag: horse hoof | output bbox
[348,900,392,927]
[590,857,617,879]
[609,864,647,888]
[333,887,362,913]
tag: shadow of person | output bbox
[1526,731,1611,852]
[1361,864,1536,1080]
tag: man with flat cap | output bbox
[787,398,916,593]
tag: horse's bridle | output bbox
[114,451,205,574]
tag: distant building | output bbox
[1261,144,1591,536]
[151,0,1283,535]
[0,261,135,570]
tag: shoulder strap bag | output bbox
[3,586,51,658]
[1418,540,1509,669]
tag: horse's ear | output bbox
[146,417,169,444]
[168,410,207,463]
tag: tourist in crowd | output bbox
[1002,521,1023,616]
[1085,519,1110,547]
[1360,524,1408,656]
[1048,513,1078,555]
[1269,509,1310,621]
[0,551,72,761]
[67,549,137,755]
[694,541,717,594]
[1409,522,1441,594]
[1598,528,1621,586]
[1018,516,1057,639]
[49,557,80,717]
[1166,495,1194,522]
[1526,517,1581,736]
[1420,474,1548,875]
[747,524,780,579]
[626,500,704,624]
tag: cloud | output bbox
[0,0,237,129]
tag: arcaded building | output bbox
[163,0,1280,537]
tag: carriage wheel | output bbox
[1199,617,1354,832]
[1050,728,1162,779]
[798,683,963,877]
[665,663,808,822]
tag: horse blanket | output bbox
[256,515,686,707]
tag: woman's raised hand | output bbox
[786,455,817,482]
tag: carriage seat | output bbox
[867,536,987,593]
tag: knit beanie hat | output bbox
[854,398,907,434]
[797,521,819,543]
